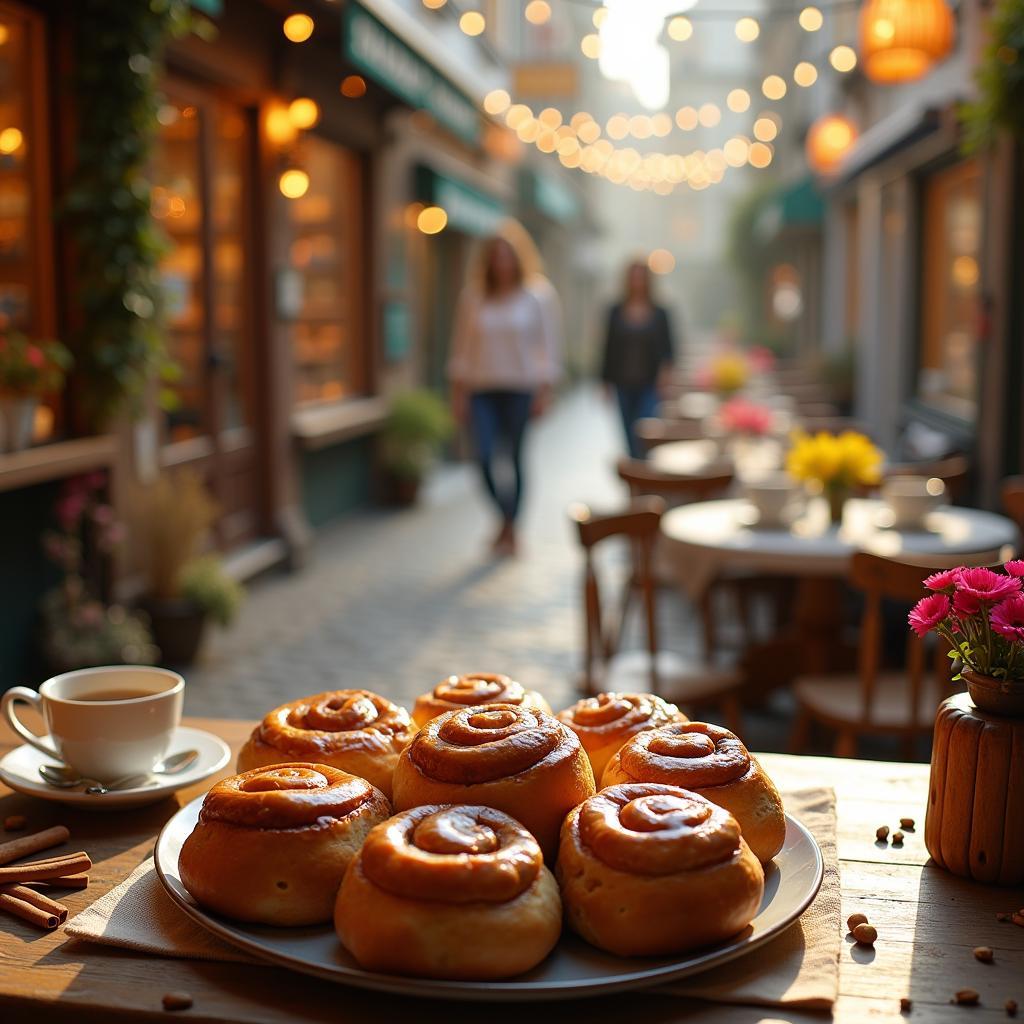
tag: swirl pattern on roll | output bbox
[202,763,380,830]
[559,692,682,738]
[615,721,749,788]
[432,673,527,708]
[409,703,564,783]
[578,783,742,876]
[252,690,413,758]
[361,804,541,903]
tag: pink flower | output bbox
[909,593,951,637]
[991,595,1024,643]
[747,346,776,373]
[956,567,1021,603]
[1004,560,1024,578]
[923,568,963,592]
[953,589,982,619]
[719,398,774,436]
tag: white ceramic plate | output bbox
[154,798,823,1001]
[0,726,231,810]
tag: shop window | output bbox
[286,135,366,406]
[917,159,982,422]
[152,89,252,444]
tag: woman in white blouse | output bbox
[448,231,562,555]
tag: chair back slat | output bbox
[616,457,733,503]
[886,453,970,502]
[1002,476,1024,537]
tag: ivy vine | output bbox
[961,0,1024,153]
[63,0,193,429]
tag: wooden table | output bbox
[1,717,1021,1023]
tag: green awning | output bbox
[521,168,580,223]
[415,166,504,237]
[778,176,825,226]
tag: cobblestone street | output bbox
[185,386,640,721]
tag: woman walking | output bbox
[448,230,562,556]
[601,260,677,459]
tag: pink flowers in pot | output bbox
[718,397,774,437]
[909,564,1024,680]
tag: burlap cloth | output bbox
[66,786,840,1010]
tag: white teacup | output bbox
[1,665,183,781]
[881,475,946,529]
[745,475,797,528]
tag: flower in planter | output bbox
[0,331,72,396]
[908,563,1024,680]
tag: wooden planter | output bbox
[925,692,1024,886]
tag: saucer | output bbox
[0,726,231,810]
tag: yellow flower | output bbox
[710,353,748,394]
[786,430,882,488]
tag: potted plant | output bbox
[380,390,454,505]
[130,469,243,665]
[39,473,158,672]
[909,562,1024,716]
[0,331,72,452]
[786,429,883,524]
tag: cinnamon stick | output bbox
[0,826,69,866]
[0,885,68,924]
[0,852,91,884]
[29,873,89,891]
[0,890,61,930]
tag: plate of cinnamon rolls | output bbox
[154,676,823,999]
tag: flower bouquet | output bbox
[0,331,72,451]
[693,351,749,397]
[785,430,883,524]
[909,563,1024,716]
[718,397,774,437]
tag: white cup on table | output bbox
[880,475,946,530]
[1,665,184,781]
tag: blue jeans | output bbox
[615,385,659,459]
[469,390,533,523]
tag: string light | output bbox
[282,14,314,43]
[417,206,448,234]
[539,107,562,128]
[698,103,721,127]
[524,1,550,25]
[793,61,818,86]
[340,76,367,98]
[607,114,629,139]
[484,89,510,115]
[265,106,298,146]
[459,11,485,36]
[592,6,608,28]
[288,97,320,129]
[735,17,760,42]
[651,113,673,137]
[421,0,447,8]
[505,104,531,129]
[748,142,773,168]
[581,33,601,58]
[648,249,675,274]
[799,6,823,31]
[578,120,601,144]
[278,168,310,198]
[667,16,693,41]
[0,127,23,154]
[753,115,779,142]
[830,45,857,72]
[726,89,750,113]
[762,75,787,100]
[675,106,698,131]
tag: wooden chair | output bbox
[569,498,742,729]
[790,552,972,759]
[634,417,704,450]
[1002,476,1024,537]
[885,453,970,503]
[616,458,733,504]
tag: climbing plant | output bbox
[961,0,1024,153]
[63,0,193,429]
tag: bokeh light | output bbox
[667,16,693,41]
[794,61,818,87]
[799,6,823,31]
[287,97,320,129]
[648,249,676,274]
[830,45,858,72]
[340,76,367,99]
[727,89,751,113]
[417,206,448,234]
[735,17,760,42]
[762,75,787,100]
[459,11,485,36]
[484,89,510,115]
[282,14,314,43]
[278,168,310,199]
[524,1,551,25]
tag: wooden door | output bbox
[152,80,261,548]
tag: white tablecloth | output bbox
[661,497,1021,599]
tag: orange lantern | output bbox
[859,0,955,83]
[806,114,859,175]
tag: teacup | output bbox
[1,665,184,781]
[881,475,945,530]
[745,475,797,528]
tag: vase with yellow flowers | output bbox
[786,430,883,525]
[694,351,749,399]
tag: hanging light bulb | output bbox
[806,113,859,174]
[859,0,954,83]
[279,168,310,198]
[282,14,314,43]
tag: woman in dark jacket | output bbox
[601,260,677,458]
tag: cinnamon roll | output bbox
[558,783,764,956]
[237,690,415,799]
[412,672,551,727]
[335,804,561,978]
[601,721,785,862]
[391,703,595,859]
[179,763,391,925]
[557,692,687,781]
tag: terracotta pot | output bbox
[963,670,1024,718]
[0,396,38,453]
[139,597,208,666]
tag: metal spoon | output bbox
[38,749,201,793]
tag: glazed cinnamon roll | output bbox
[179,763,391,925]
[391,703,595,859]
[558,783,764,956]
[236,690,415,798]
[601,721,786,862]
[412,672,551,727]
[335,804,561,978]
[557,692,687,781]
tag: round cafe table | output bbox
[650,437,785,483]
[661,497,1021,673]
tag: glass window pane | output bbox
[286,136,365,406]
